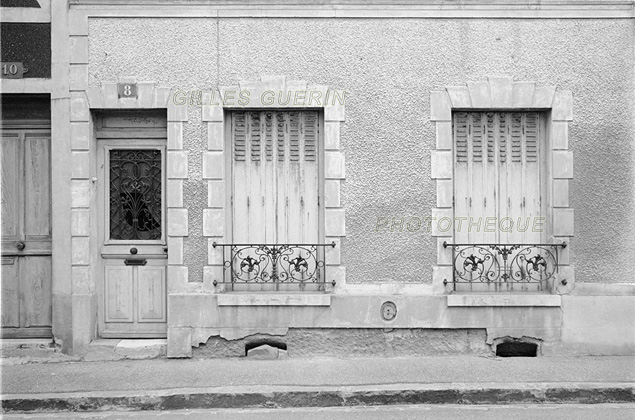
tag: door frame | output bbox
[96,131,168,338]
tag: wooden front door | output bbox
[1,127,52,338]
[97,113,167,338]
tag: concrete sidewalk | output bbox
[2,356,634,412]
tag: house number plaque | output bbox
[118,83,138,98]
[380,301,397,321]
[1,62,26,79]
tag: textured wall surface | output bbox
[88,18,634,284]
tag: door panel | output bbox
[105,265,134,323]
[1,257,20,327]
[20,256,52,327]
[137,264,166,322]
[1,128,52,338]
[24,135,51,240]
[1,134,20,241]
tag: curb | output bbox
[3,383,634,413]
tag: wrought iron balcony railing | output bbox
[212,242,336,289]
[442,242,567,292]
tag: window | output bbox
[451,111,557,292]
[225,110,326,290]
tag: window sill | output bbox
[217,293,331,307]
[447,294,561,307]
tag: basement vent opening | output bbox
[495,341,538,357]
[244,340,287,356]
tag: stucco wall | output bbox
[88,18,635,284]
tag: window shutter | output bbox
[233,112,247,161]
[454,112,468,163]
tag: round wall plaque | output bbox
[380,301,397,321]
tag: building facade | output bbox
[1,0,634,358]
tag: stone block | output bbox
[86,86,103,109]
[167,180,183,208]
[167,237,183,265]
[488,76,513,108]
[324,121,340,150]
[71,266,92,295]
[71,123,90,150]
[202,152,225,179]
[167,122,183,150]
[167,101,188,122]
[553,237,570,265]
[202,104,224,122]
[246,344,280,359]
[437,237,453,266]
[324,180,341,208]
[552,151,574,179]
[328,265,346,288]
[467,81,491,108]
[446,86,471,108]
[325,237,341,265]
[167,327,192,358]
[71,180,90,208]
[71,237,90,265]
[203,265,224,287]
[512,82,535,108]
[69,65,88,91]
[553,179,569,207]
[70,151,89,179]
[203,209,225,237]
[167,209,188,237]
[435,121,453,151]
[70,92,89,122]
[429,90,452,121]
[532,85,556,108]
[69,36,88,64]
[71,209,90,237]
[325,209,346,236]
[69,11,88,36]
[167,151,188,179]
[447,294,561,307]
[436,179,452,208]
[207,122,224,151]
[325,151,345,179]
[260,75,286,91]
[208,180,225,208]
[430,150,452,179]
[552,122,569,150]
[208,239,225,265]
[167,266,189,292]
[154,87,172,108]
[102,83,119,108]
[553,208,574,237]
[137,82,156,108]
[552,90,573,121]
[555,266,576,295]
[431,208,453,237]
[432,265,453,294]
[324,102,345,122]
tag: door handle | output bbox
[16,241,25,251]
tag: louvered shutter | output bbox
[231,111,320,245]
[453,112,543,244]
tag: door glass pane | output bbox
[109,149,161,240]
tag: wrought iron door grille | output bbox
[109,149,162,240]
[212,243,335,289]
[443,242,566,292]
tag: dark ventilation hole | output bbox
[496,341,538,357]
[244,340,287,356]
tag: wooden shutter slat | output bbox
[233,112,247,161]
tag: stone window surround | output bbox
[430,76,575,298]
[201,76,347,297]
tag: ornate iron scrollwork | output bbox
[109,149,162,240]
[213,243,335,284]
[443,242,566,287]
